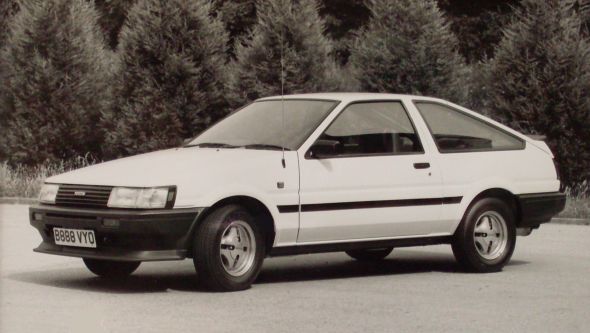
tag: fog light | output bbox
[102,219,119,228]
[33,213,43,221]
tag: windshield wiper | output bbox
[242,144,291,151]
[184,142,239,148]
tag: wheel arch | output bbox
[461,188,521,228]
[186,195,276,256]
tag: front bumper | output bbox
[30,204,201,261]
[517,192,566,227]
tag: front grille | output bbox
[55,184,113,208]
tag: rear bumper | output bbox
[517,192,566,228]
[29,204,202,261]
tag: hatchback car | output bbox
[31,93,565,291]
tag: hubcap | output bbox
[473,211,508,260]
[219,221,256,277]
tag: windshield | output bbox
[187,100,338,150]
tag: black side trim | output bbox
[277,196,462,213]
[517,192,566,227]
[269,235,452,256]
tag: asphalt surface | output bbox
[1,204,589,333]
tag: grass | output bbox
[0,157,93,198]
[0,159,588,219]
[559,194,590,219]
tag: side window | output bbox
[414,102,525,153]
[315,101,423,156]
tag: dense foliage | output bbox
[1,0,114,165]
[211,0,257,58]
[102,0,230,158]
[93,0,137,49]
[439,0,518,63]
[231,0,342,104]
[484,0,590,192]
[0,0,588,193]
[349,0,468,103]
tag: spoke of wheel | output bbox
[220,248,232,266]
[232,255,240,269]
[236,226,243,244]
[487,240,493,254]
[475,238,487,252]
[221,233,235,248]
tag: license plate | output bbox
[53,228,97,248]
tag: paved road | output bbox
[1,204,589,333]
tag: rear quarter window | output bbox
[414,101,525,153]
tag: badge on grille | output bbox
[74,191,86,196]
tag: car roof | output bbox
[256,92,444,103]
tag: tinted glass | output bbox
[189,100,337,150]
[415,102,524,152]
[317,102,423,156]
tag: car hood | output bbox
[47,147,287,188]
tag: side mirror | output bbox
[306,139,339,159]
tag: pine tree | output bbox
[93,0,138,49]
[0,0,19,48]
[1,0,114,165]
[485,0,590,193]
[211,0,257,58]
[103,0,230,158]
[0,0,20,161]
[319,0,371,65]
[231,0,344,104]
[349,0,468,103]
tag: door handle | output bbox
[414,162,430,169]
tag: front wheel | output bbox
[193,205,265,291]
[83,258,140,278]
[452,197,516,272]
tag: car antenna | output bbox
[280,21,286,169]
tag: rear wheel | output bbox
[452,197,516,272]
[346,247,394,261]
[193,205,265,291]
[83,259,140,278]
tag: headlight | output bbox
[39,184,59,204]
[107,186,175,209]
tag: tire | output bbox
[83,258,140,278]
[452,197,516,273]
[346,247,394,261]
[193,204,265,291]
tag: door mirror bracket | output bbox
[306,140,339,159]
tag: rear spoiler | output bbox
[526,134,546,141]
[524,134,553,157]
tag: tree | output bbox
[349,0,468,103]
[231,0,344,104]
[1,0,114,165]
[570,0,590,35]
[485,0,590,193]
[319,0,371,64]
[103,0,230,158]
[0,0,20,161]
[211,0,257,58]
[437,0,519,63]
[0,0,19,48]
[93,0,137,49]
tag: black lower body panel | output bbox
[517,192,566,227]
[30,204,201,261]
[269,235,452,257]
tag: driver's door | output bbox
[297,101,445,243]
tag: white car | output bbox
[31,93,565,291]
